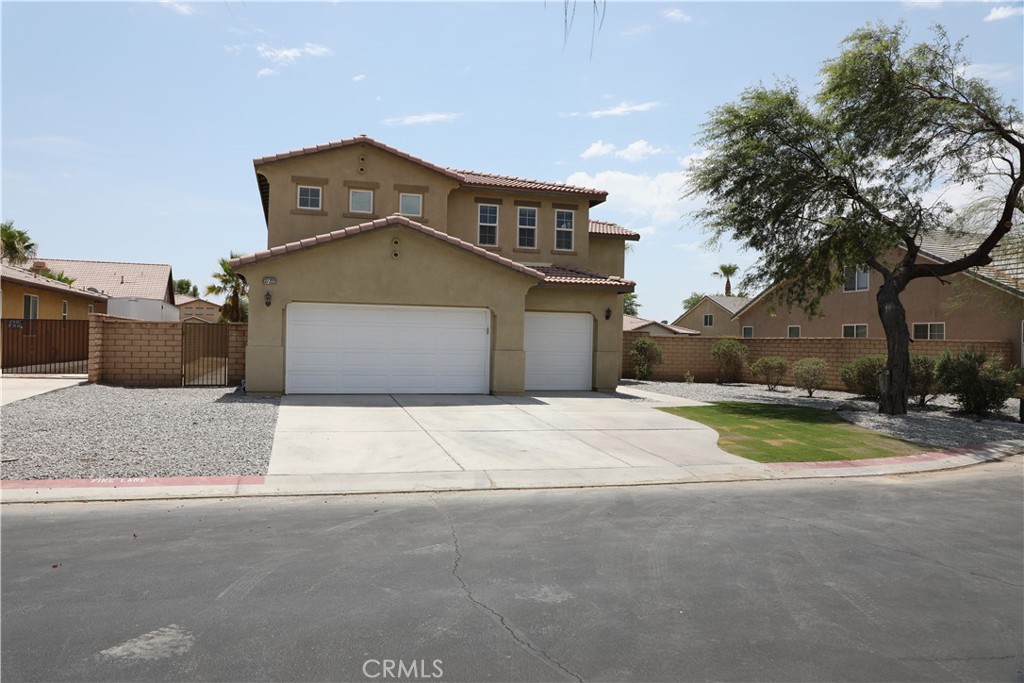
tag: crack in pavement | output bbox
[433,497,584,682]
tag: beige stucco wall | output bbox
[588,236,626,277]
[1,280,107,320]
[236,224,541,393]
[674,300,741,337]
[258,143,460,248]
[446,188,591,270]
[525,286,622,391]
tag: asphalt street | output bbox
[2,461,1022,683]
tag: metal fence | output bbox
[182,323,229,386]
[1,319,90,374]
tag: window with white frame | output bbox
[842,323,868,338]
[844,266,870,292]
[788,325,801,338]
[555,210,574,251]
[703,314,714,327]
[349,189,373,214]
[297,185,322,210]
[912,322,945,340]
[399,193,422,218]
[742,326,753,338]
[61,300,68,320]
[23,294,38,320]
[478,204,498,246]
[518,207,537,248]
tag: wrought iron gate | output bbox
[182,323,228,386]
[1,319,90,373]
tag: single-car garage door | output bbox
[286,303,490,394]
[524,312,593,390]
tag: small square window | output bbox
[88,304,94,314]
[703,314,714,327]
[297,185,321,210]
[350,189,373,214]
[844,266,870,292]
[478,204,498,246]
[399,193,422,217]
[555,210,574,251]
[842,324,868,338]
[518,207,537,249]
[741,326,753,338]
[788,325,801,338]
[912,322,945,340]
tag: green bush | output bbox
[839,354,887,398]
[792,357,828,397]
[630,336,663,381]
[908,354,940,407]
[711,338,748,384]
[750,356,788,391]
[936,349,1016,415]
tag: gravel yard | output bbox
[1,385,278,480]
[623,380,1024,450]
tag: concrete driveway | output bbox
[268,392,751,487]
[0,376,87,406]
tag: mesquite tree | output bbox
[687,23,1022,415]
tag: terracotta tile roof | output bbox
[624,314,698,335]
[228,215,546,281]
[252,135,607,203]
[919,232,1023,296]
[589,220,640,241]
[34,258,174,301]
[1,261,109,301]
[532,264,635,290]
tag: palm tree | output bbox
[1,221,36,264]
[711,263,739,297]
[206,253,248,323]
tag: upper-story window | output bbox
[788,325,801,338]
[478,205,498,246]
[61,300,68,320]
[23,294,38,320]
[350,189,373,214]
[703,314,714,327]
[913,322,945,340]
[297,185,322,210]
[555,210,574,251]
[518,207,537,249]
[844,266,870,292]
[742,326,753,338]
[842,323,868,338]
[399,193,422,218]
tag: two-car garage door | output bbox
[285,304,593,394]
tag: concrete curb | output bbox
[2,441,1020,505]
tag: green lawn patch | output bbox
[659,402,934,463]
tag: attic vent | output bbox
[87,287,99,293]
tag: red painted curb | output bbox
[1,475,265,489]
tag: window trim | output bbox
[741,326,753,338]
[478,203,499,247]
[61,300,69,320]
[23,294,39,320]
[296,185,322,211]
[842,323,868,338]
[787,325,801,338]
[398,192,423,218]
[554,209,574,252]
[843,266,870,292]
[703,313,714,327]
[517,206,537,249]
[349,188,374,214]
[912,322,946,340]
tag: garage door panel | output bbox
[286,303,490,394]
[525,312,593,391]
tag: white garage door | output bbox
[286,303,490,394]
[524,312,593,390]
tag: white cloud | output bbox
[566,101,661,119]
[566,168,687,235]
[223,44,244,56]
[257,42,331,65]
[160,1,195,16]
[382,112,461,126]
[256,68,278,79]
[901,0,942,9]
[617,140,664,162]
[622,25,653,37]
[352,74,367,82]
[663,8,693,22]
[984,6,1024,21]
[581,140,616,159]
[964,62,1019,81]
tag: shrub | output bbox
[711,338,748,383]
[750,356,788,391]
[936,349,1016,415]
[630,336,663,381]
[839,354,887,398]
[908,354,940,407]
[792,357,828,397]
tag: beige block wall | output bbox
[88,314,183,387]
[259,143,460,248]
[526,287,623,391]
[621,331,1014,391]
[2,280,106,320]
[237,225,540,394]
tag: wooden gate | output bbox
[182,323,228,386]
[1,319,90,373]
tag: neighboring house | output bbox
[624,315,698,336]
[734,234,1024,362]
[230,134,639,394]
[33,258,178,321]
[672,295,751,338]
[175,295,221,323]
[1,260,109,319]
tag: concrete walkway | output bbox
[2,383,1020,504]
[0,375,87,406]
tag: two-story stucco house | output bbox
[230,135,639,394]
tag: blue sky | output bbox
[3,1,1022,322]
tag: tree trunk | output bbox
[230,290,240,323]
[724,278,732,297]
[877,279,910,415]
